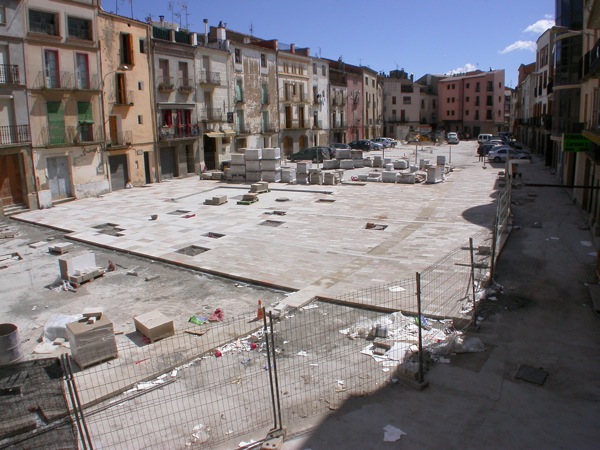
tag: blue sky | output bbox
[106,0,555,87]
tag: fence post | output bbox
[490,215,498,282]
[469,238,477,325]
[416,272,424,384]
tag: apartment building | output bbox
[0,0,36,215]
[25,0,103,207]
[341,64,364,142]
[381,69,421,140]
[362,67,382,140]
[327,58,348,144]
[98,11,155,190]
[218,26,279,155]
[438,69,506,137]
[309,57,330,146]
[277,43,311,156]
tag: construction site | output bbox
[1,141,515,449]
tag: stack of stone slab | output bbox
[324,171,341,185]
[309,168,323,185]
[230,152,246,182]
[426,166,444,184]
[323,158,339,169]
[373,155,383,168]
[382,164,398,183]
[261,148,281,183]
[351,150,364,168]
[394,159,408,170]
[204,195,228,205]
[245,148,262,182]
[296,161,311,184]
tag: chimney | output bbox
[217,21,226,42]
[290,43,295,54]
[159,15,165,27]
[203,19,208,45]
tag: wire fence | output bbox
[1,169,513,450]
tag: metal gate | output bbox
[108,154,128,191]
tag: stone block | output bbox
[246,171,262,182]
[340,159,355,170]
[262,170,281,183]
[382,171,398,183]
[231,153,245,164]
[245,148,262,160]
[281,168,296,183]
[336,149,351,159]
[261,159,281,171]
[351,150,363,160]
[134,310,175,343]
[296,161,312,174]
[394,159,408,170]
[262,147,281,159]
[245,160,261,172]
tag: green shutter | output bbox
[47,101,65,145]
[77,101,93,124]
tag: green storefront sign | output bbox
[564,133,591,152]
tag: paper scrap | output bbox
[383,424,407,442]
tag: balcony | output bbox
[157,76,175,92]
[261,124,277,134]
[41,126,73,146]
[71,125,102,144]
[35,70,73,90]
[114,90,134,106]
[312,120,323,130]
[0,65,20,84]
[331,122,346,130]
[236,123,251,135]
[178,78,194,94]
[106,130,133,148]
[0,125,31,145]
[283,120,309,130]
[198,71,221,86]
[74,73,100,91]
[158,125,198,140]
[198,108,222,122]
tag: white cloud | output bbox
[445,63,477,75]
[524,17,554,34]
[499,41,537,54]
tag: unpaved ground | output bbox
[0,219,287,358]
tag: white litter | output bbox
[581,241,593,247]
[388,286,406,293]
[300,303,319,310]
[297,350,308,357]
[383,424,407,442]
[238,439,256,447]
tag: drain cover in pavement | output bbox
[515,365,548,385]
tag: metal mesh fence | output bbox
[3,171,513,450]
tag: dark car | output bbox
[289,146,333,162]
[348,140,374,151]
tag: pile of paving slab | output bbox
[201,148,448,185]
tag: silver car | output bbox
[487,146,532,163]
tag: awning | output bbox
[205,132,225,138]
[157,102,195,110]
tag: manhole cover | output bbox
[260,220,284,227]
[203,232,224,239]
[515,365,548,385]
[168,209,190,215]
[176,245,209,256]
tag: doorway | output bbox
[0,154,24,206]
[47,156,71,200]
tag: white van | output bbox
[478,134,493,145]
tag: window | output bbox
[322,65,326,76]
[138,115,143,124]
[466,83,470,89]
[486,110,492,120]
[138,81,144,90]
[466,110,469,116]
[372,80,374,87]
[392,96,396,105]
[403,96,411,105]
[421,99,424,108]
[235,79,243,102]
[68,17,92,40]
[29,10,58,35]
[139,39,146,54]
[486,95,493,106]
[313,63,317,74]
[75,53,89,89]
[487,81,493,91]
[44,50,60,88]
[475,110,480,120]
[466,96,470,102]
[234,48,241,64]
[475,96,480,106]
[0,6,6,25]
[261,53,266,68]
[121,33,134,66]
[116,73,128,104]
[475,82,480,92]
[77,101,94,142]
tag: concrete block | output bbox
[230,164,246,175]
[358,173,369,181]
[394,159,408,170]
[419,159,431,170]
[49,242,74,254]
[245,148,262,160]
[385,163,394,171]
[246,160,261,172]
[437,155,446,166]
[382,171,398,183]
[351,150,363,160]
[296,173,309,184]
[309,172,323,185]
[246,171,262,182]
[82,307,104,319]
[322,159,339,170]
[296,161,312,174]
[281,168,296,183]
[261,159,281,171]
[134,310,175,343]
[323,172,340,185]
[363,158,373,167]
[367,174,382,182]
[336,149,351,159]
[262,170,281,183]
[231,153,245,164]
[426,166,444,184]
[398,173,416,184]
[340,159,355,169]
[373,156,383,168]
[59,252,99,280]
[353,160,364,168]
[210,171,223,180]
[262,147,281,159]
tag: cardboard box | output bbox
[134,310,174,342]
[66,316,118,369]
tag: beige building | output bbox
[98,11,155,189]
[382,69,422,140]
[25,0,104,207]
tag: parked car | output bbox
[289,146,333,162]
[487,146,532,163]
[478,133,493,144]
[349,140,374,151]
[331,143,351,150]
[372,137,392,148]
[447,132,459,144]
[374,137,397,147]
[507,140,524,150]
[369,141,384,150]
[478,142,500,156]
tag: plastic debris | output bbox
[383,424,407,442]
[297,350,308,357]
[209,308,224,322]
[189,315,208,325]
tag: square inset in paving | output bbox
[93,223,124,236]
[204,232,225,239]
[168,210,191,215]
[176,245,209,256]
[260,220,284,227]
[515,365,548,385]
[365,223,388,230]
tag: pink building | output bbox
[438,69,505,137]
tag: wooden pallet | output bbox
[68,269,106,288]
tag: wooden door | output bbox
[0,154,24,206]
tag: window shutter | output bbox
[126,33,134,66]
